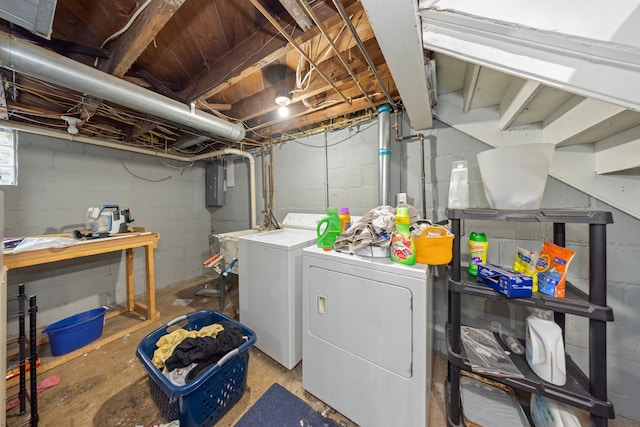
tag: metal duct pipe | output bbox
[378,104,391,206]
[0,32,246,141]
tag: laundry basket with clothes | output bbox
[136,310,256,427]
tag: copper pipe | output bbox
[331,0,396,110]
[297,0,376,111]
[250,0,351,105]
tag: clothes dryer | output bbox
[302,246,434,427]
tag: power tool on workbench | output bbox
[87,205,134,234]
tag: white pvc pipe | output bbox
[3,121,257,229]
[0,32,246,141]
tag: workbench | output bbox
[1,232,160,421]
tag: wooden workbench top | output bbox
[3,232,160,269]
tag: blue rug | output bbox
[234,383,342,427]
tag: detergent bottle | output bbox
[338,207,351,231]
[316,207,342,249]
[468,231,488,276]
[390,206,416,265]
[530,394,580,427]
[526,309,566,386]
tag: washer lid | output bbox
[239,228,316,249]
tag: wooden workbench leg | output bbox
[1,267,7,427]
[126,248,135,312]
[145,245,158,320]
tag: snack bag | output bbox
[534,242,575,298]
[512,246,538,292]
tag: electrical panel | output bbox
[206,161,225,207]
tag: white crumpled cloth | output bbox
[11,237,77,254]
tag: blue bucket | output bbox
[43,307,108,356]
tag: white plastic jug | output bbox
[526,309,566,386]
[530,394,581,427]
[447,160,469,209]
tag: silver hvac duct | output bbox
[378,104,391,206]
[0,32,246,141]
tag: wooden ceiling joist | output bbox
[181,1,366,103]
[100,0,187,77]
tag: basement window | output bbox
[0,127,17,186]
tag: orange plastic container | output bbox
[415,226,453,265]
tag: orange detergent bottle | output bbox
[338,207,351,231]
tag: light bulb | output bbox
[275,94,291,106]
[278,105,289,117]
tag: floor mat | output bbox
[234,383,341,427]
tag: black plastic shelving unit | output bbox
[7,284,39,426]
[445,208,615,427]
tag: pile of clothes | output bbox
[333,205,449,255]
[151,321,248,386]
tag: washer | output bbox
[238,213,324,370]
[302,246,434,427]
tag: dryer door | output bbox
[307,265,414,377]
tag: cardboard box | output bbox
[477,264,533,298]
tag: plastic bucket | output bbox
[477,143,554,209]
[43,306,108,356]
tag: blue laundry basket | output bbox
[136,310,256,427]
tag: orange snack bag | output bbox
[534,242,575,298]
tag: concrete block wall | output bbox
[214,115,640,420]
[4,132,212,330]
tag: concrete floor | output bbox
[5,275,638,427]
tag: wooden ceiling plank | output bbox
[181,1,364,102]
[6,101,68,119]
[52,0,124,48]
[247,65,395,131]
[199,103,232,111]
[229,37,381,121]
[595,126,640,174]
[100,0,187,77]
[180,21,299,101]
[298,0,376,110]
[499,78,541,130]
[133,68,184,102]
[126,119,160,140]
[543,97,627,146]
[279,0,314,31]
[236,54,369,121]
[462,63,480,114]
[253,92,388,137]
[214,7,372,106]
[0,85,7,120]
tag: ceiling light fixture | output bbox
[275,88,292,118]
[61,116,82,134]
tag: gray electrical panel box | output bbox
[206,161,225,206]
